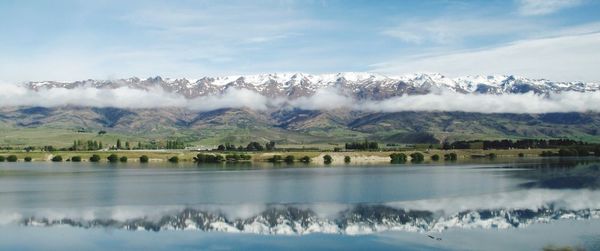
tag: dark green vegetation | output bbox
[444,153,458,161]
[299,156,311,163]
[267,155,283,163]
[344,156,351,163]
[7,155,17,162]
[345,140,378,150]
[284,155,295,163]
[409,152,424,162]
[431,154,440,161]
[119,156,128,162]
[51,155,62,162]
[70,156,82,162]
[323,155,333,164]
[107,154,119,163]
[2,107,600,147]
[24,156,32,162]
[139,155,149,163]
[444,139,591,150]
[89,154,101,162]
[390,153,407,163]
[193,153,225,163]
[167,156,179,163]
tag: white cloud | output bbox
[517,0,583,16]
[2,85,600,114]
[373,32,600,82]
[382,17,541,44]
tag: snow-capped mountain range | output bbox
[24,72,600,99]
[18,205,600,235]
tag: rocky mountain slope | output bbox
[23,72,600,99]
[3,73,600,145]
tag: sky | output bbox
[0,0,599,83]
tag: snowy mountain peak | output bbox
[23,72,600,99]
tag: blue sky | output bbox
[1,0,599,82]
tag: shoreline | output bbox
[0,148,557,164]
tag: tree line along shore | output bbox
[1,138,599,164]
[0,148,581,164]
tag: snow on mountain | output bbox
[22,72,600,99]
[17,205,600,235]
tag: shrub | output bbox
[194,153,224,163]
[24,156,32,162]
[410,152,424,162]
[89,154,101,162]
[71,156,82,162]
[444,153,458,161]
[107,154,119,163]
[323,155,333,164]
[284,155,295,163]
[344,156,351,163]
[488,153,497,159]
[168,156,179,163]
[268,155,283,163]
[431,154,440,161]
[51,155,63,162]
[390,153,407,163]
[7,155,18,162]
[518,153,525,157]
[299,156,311,163]
[119,156,128,162]
[0,156,5,162]
[139,155,149,163]
[240,154,252,160]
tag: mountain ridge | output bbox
[23,72,600,99]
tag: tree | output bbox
[90,154,101,162]
[390,153,407,163]
[299,156,311,163]
[7,155,17,162]
[138,142,142,150]
[0,156,4,162]
[51,155,63,162]
[194,153,224,163]
[246,142,264,151]
[168,156,179,163]
[116,139,122,150]
[344,156,351,163]
[125,142,130,150]
[217,144,226,151]
[71,156,82,162]
[444,153,458,161]
[431,154,440,161]
[323,155,333,164]
[24,156,32,162]
[410,152,424,162]
[107,154,119,163]
[119,156,128,162]
[284,155,295,163]
[140,155,149,163]
[268,155,283,163]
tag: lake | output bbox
[0,158,599,250]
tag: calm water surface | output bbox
[0,158,599,250]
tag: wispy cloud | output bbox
[373,31,600,82]
[382,17,541,44]
[517,0,584,16]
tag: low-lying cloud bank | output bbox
[2,85,600,113]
